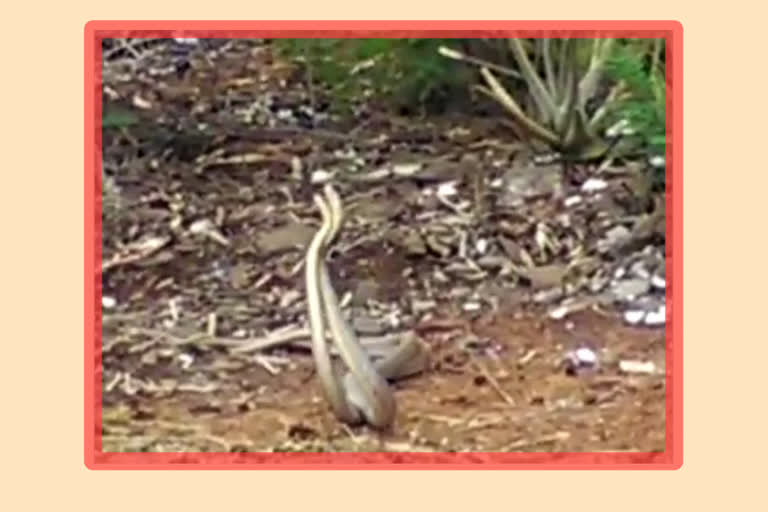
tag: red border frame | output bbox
[85,20,682,470]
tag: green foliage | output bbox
[272,38,473,113]
[274,37,666,179]
[604,39,666,157]
[102,105,139,129]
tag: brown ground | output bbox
[101,308,665,452]
[99,38,666,453]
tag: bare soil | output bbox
[99,38,666,453]
[101,307,665,452]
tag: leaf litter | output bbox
[100,38,666,453]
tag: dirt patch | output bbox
[99,38,666,453]
[102,310,664,452]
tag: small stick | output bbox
[471,356,516,407]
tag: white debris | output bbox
[606,119,630,138]
[598,225,631,253]
[362,168,391,181]
[189,219,230,246]
[177,353,194,370]
[651,274,666,289]
[437,181,458,197]
[564,195,582,207]
[290,156,303,175]
[189,218,214,235]
[437,46,464,60]
[575,347,598,365]
[623,309,646,325]
[630,262,651,280]
[411,300,437,313]
[581,178,608,193]
[475,238,488,254]
[279,289,302,309]
[563,346,599,374]
[644,304,666,326]
[131,93,152,110]
[621,125,636,136]
[276,109,293,120]
[549,305,569,320]
[168,297,180,324]
[311,169,334,184]
[650,155,665,168]
[102,296,117,309]
[392,163,422,176]
[462,302,482,312]
[619,360,656,374]
[350,58,376,74]
[611,278,651,301]
[533,153,559,164]
[518,349,537,366]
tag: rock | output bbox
[352,315,386,335]
[597,225,631,253]
[402,230,427,256]
[644,304,665,326]
[411,300,437,314]
[498,236,523,262]
[229,262,252,290]
[534,287,564,304]
[462,301,482,312]
[352,279,380,305]
[651,274,666,289]
[256,221,315,255]
[611,278,651,301]
[350,196,403,221]
[519,264,568,290]
[619,360,656,374]
[500,164,562,206]
[436,181,459,197]
[581,178,608,193]
[279,289,302,309]
[425,234,451,258]
[391,162,422,177]
[623,309,645,325]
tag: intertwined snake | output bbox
[305,184,427,429]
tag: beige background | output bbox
[4,1,761,510]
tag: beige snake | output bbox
[305,184,427,428]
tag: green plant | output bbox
[272,38,474,114]
[440,37,666,166]
[603,38,666,157]
[441,38,621,160]
[102,105,139,129]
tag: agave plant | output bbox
[440,38,628,161]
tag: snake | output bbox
[305,184,427,429]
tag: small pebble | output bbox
[462,302,481,312]
[624,309,646,325]
[437,181,458,197]
[575,347,598,365]
[619,360,656,374]
[564,195,582,207]
[644,305,666,326]
[650,155,665,168]
[581,178,608,193]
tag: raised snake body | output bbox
[305,184,427,429]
